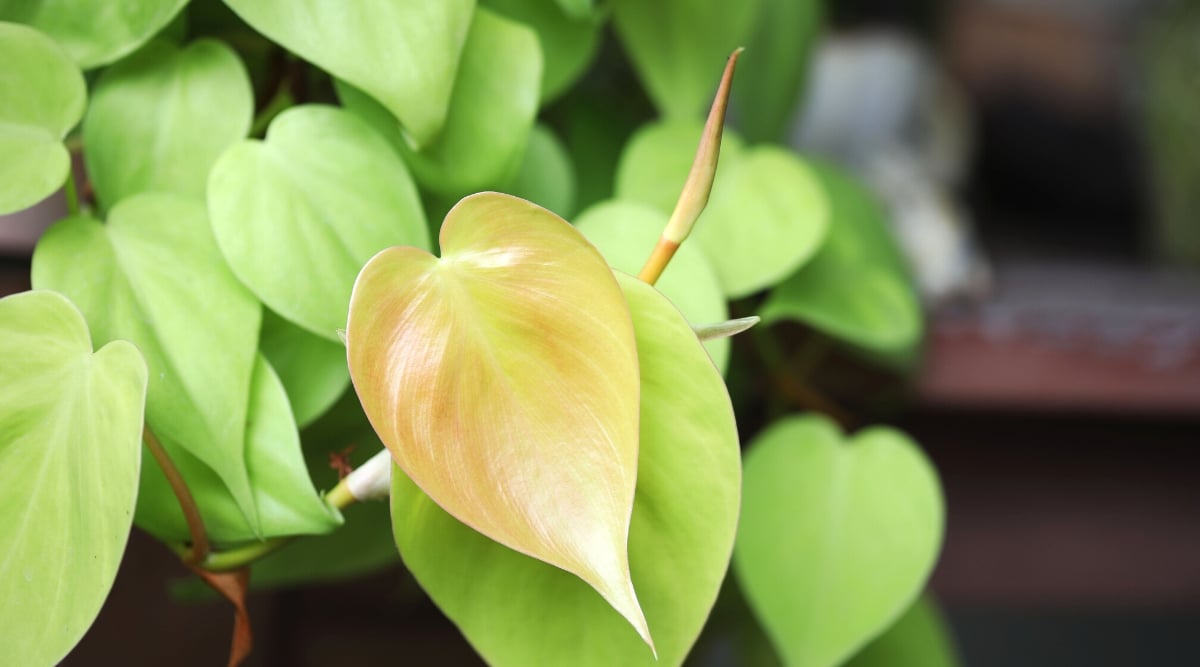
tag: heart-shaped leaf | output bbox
[504,123,577,218]
[260,309,349,429]
[617,121,829,297]
[846,595,959,667]
[734,414,944,667]
[0,0,187,68]
[349,192,648,643]
[483,0,603,102]
[207,105,428,340]
[760,162,922,364]
[573,199,729,371]
[338,8,541,199]
[391,273,740,666]
[83,38,253,210]
[610,0,760,119]
[222,0,474,148]
[31,192,262,533]
[0,290,147,665]
[0,21,85,214]
[734,0,824,143]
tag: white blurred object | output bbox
[792,31,989,305]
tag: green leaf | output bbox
[0,290,147,665]
[135,354,342,543]
[734,415,944,667]
[610,0,760,119]
[221,0,474,148]
[0,0,187,68]
[573,199,729,371]
[338,8,542,199]
[260,308,349,429]
[0,21,84,214]
[207,105,428,340]
[504,123,577,218]
[554,0,593,20]
[760,163,922,362]
[391,273,740,666]
[734,0,824,143]
[482,0,602,102]
[617,121,829,297]
[846,595,959,667]
[29,193,269,540]
[350,192,649,643]
[83,38,253,210]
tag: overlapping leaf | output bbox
[260,309,349,429]
[504,123,577,218]
[83,38,253,210]
[574,200,729,370]
[483,0,603,102]
[0,0,187,68]
[734,0,824,143]
[338,8,541,199]
[0,21,85,214]
[0,290,147,665]
[348,192,649,644]
[222,0,474,148]
[846,595,959,667]
[734,414,944,667]
[391,274,740,666]
[207,105,428,340]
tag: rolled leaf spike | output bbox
[347,192,653,649]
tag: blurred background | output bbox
[2,0,1198,664]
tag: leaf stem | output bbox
[64,168,80,216]
[144,426,211,564]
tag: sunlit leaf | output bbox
[83,38,253,210]
[846,595,960,667]
[0,0,187,68]
[734,0,824,143]
[221,0,474,147]
[504,123,577,218]
[349,192,649,644]
[0,21,84,214]
[338,8,541,199]
[734,414,944,667]
[391,273,740,666]
[31,192,261,534]
[610,0,760,119]
[616,120,744,216]
[260,309,349,429]
[760,162,922,363]
[0,290,147,665]
[207,105,428,341]
[483,0,603,102]
[573,199,729,371]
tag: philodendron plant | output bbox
[1,2,948,666]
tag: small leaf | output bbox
[0,0,187,68]
[610,0,760,119]
[349,192,649,644]
[260,308,349,429]
[693,316,759,342]
[338,8,542,199]
[760,163,922,363]
[734,0,824,143]
[221,0,473,148]
[573,199,730,371]
[83,38,253,210]
[207,105,429,340]
[616,120,744,217]
[734,414,944,667]
[0,290,148,665]
[846,595,960,667]
[483,0,603,102]
[0,21,85,214]
[504,123,577,218]
[391,273,740,666]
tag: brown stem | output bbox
[143,426,210,564]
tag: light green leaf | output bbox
[617,121,829,297]
[0,21,85,214]
[760,163,922,362]
[574,199,729,370]
[735,0,824,143]
[504,123,577,218]
[0,0,187,68]
[207,105,428,340]
[610,0,760,119]
[482,0,603,102]
[846,595,959,667]
[554,0,592,20]
[30,192,262,537]
[83,38,253,210]
[260,308,349,429]
[221,0,474,148]
[0,290,147,665]
[339,8,542,199]
[734,415,944,667]
[391,273,740,667]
